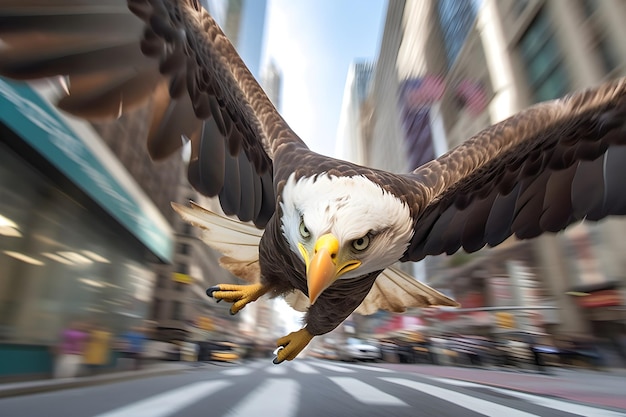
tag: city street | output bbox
[1,360,624,417]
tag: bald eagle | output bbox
[1,0,626,363]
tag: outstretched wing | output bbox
[402,77,626,262]
[0,0,304,227]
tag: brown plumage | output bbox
[2,0,626,363]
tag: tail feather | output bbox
[355,266,460,315]
[218,256,260,283]
[172,201,262,282]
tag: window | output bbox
[156,274,167,289]
[151,298,162,320]
[181,222,193,235]
[578,1,620,76]
[176,263,188,275]
[437,0,482,69]
[518,9,571,103]
[177,243,190,255]
[579,0,599,17]
[171,301,183,321]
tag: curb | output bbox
[0,365,187,399]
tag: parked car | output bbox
[337,338,381,362]
[198,341,241,363]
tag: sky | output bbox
[262,0,387,157]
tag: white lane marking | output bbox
[224,378,299,417]
[309,361,356,373]
[93,381,230,417]
[221,366,255,376]
[266,364,287,374]
[381,377,538,417]
[291,361,319,374]
[338,363,394,373]
[430,377,626,417]
[249,360,267,368]
[329,377,407,406]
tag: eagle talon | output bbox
[272,346,284,364]
[274,328,314,364]
[205,283,269,315]
[206,286,220,298]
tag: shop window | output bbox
[0,139,151,345]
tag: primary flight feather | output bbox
[1,0,626,363]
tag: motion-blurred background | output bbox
[1,0,625,381]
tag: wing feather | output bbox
[355,267,459,315]
[0,0,303,227]
[171,201,262,283]
[403,78,626,262]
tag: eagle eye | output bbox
[352,234,370,251]
[299,219,310,239]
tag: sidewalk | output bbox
[0,362,190,399]
[380,363,626,410]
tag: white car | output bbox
[337,338,381,362]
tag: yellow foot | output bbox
[273,328,314,364]
[206,283,268,315]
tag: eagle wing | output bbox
[403,77,626,262]
[0,0,304,227]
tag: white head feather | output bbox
[280,173,414,279]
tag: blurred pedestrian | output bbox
[118,325,146,371]
[83,324,112,375]
[528,341,547,373]
[53,321,88,379]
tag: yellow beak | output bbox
[300,234,361,305]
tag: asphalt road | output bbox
[1,359,625,417]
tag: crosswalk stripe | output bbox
[291,361,319,374]
[248,360,267,368]
[381,377,539,417]
[265,365,287,375]
[92,381,231,417]
[221,367,255,376]
[430,377,626,417]
[224,378,299,417]
[329,377,407,406]
[309,361,356,373]
[338,363,394,373]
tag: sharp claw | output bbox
[272,346,284,364]
[206,286,220,298]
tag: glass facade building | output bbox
[0,79,173,378]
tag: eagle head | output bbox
[280,173,414,304]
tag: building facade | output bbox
[341,0,626,361]
[0,79,174,379]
